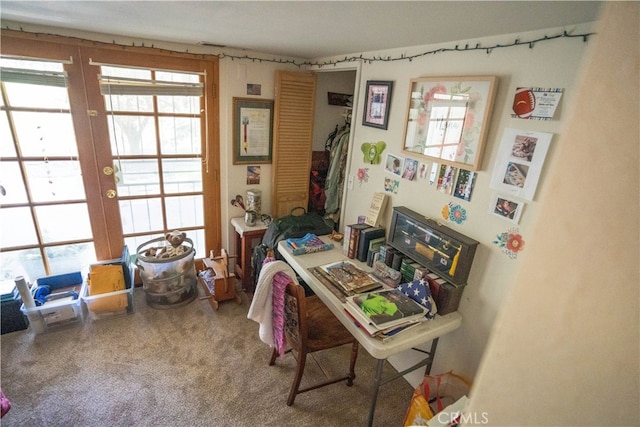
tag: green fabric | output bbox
[360,293,398,317]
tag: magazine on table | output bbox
[344,288,428,331]
[318,260,383,294]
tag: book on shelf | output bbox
[285,233,334,255]
[318,260,382,294]
[342,224,353,256]
[356,227,386,262]
[347,223,370,259]
[344,288,428,332]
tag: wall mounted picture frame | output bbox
[489,128,553,201]
[232,97,274,164]
[363,80,393,130]
[402,76,498,171]
[384,153,404,176]
[490,193,524,224]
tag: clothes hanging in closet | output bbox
[324,125,350,221]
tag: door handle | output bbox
[106,189,117,199]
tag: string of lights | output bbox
[5,26,594,68]
[220,30,595,68]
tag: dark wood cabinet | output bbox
[388,206,479,287]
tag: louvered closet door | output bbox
[271,71,317,218]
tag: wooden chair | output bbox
[269,281,359,406]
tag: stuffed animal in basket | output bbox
[152,230,188,259]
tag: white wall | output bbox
[464,3,639,425]
[321,22,596,384]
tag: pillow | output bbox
[396,279,437,319]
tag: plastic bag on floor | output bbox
[403,371,471,426]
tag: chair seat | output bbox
[306,295,356,351]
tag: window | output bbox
[0,33,220,284]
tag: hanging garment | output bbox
[324,127,350,215]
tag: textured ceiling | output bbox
[1,1,603,59]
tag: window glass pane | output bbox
[104,94,154,112]
[36,204,92,243]
[158,117,201,155]
[155,71,199,84]
[12,112,78,157]
[0,114,17,158]
[45,243,96,276]
[25,160,85,202]
[119,198,163,234]
[4,82,70,109]
[0,58,64,72]
[125,234,164,258]
[101,66,151,80]
[165,195,203,229]
[162,159,202,193]
[157,95,200,114]
[0,248,45,284]
[189,228,206,259]
[0,207,38,248]
[108,115,157,155]
[116,159,160,196]
[0,161,28,204]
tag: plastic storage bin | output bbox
[20,272,86,334]
[136,236,198,309]
[82,271,135,321]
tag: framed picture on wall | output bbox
[490,193,524,224]
[233,97,274,164]
[362,80,393,130]
[402,76,498,171]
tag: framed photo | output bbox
[363,80,393,129]
[490,193,524,224]
[384,153,404,176]
[402,76,498,171]
[233,97,274,164]
[489,128,553,201]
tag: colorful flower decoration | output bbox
[448,203,467,224]
[493,228,525,259]
[441,204,450,221]
[441,202,467,224]
[357,167,369,185]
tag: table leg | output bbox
[367,358,385,427]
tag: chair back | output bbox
[283,282,308,352]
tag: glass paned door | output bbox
[101,66,207,256]
[0,58,96,282]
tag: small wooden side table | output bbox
[230,217,268,292]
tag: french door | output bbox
[0,32,220,284]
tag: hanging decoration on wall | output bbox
[11,27,593,68]
[356,167,369,185]
[441,202,468,225]
[401,158,418,180]
[384,153,404,176]
[489,128,552,201]
[218,30,595,68]
[490,193,524,224]
[453,169,476,201]
[360,141,386,164]
[383,177,399,194]
[493,228,525,259]
[512,87,564,120]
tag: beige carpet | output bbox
[0,286,414,426]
